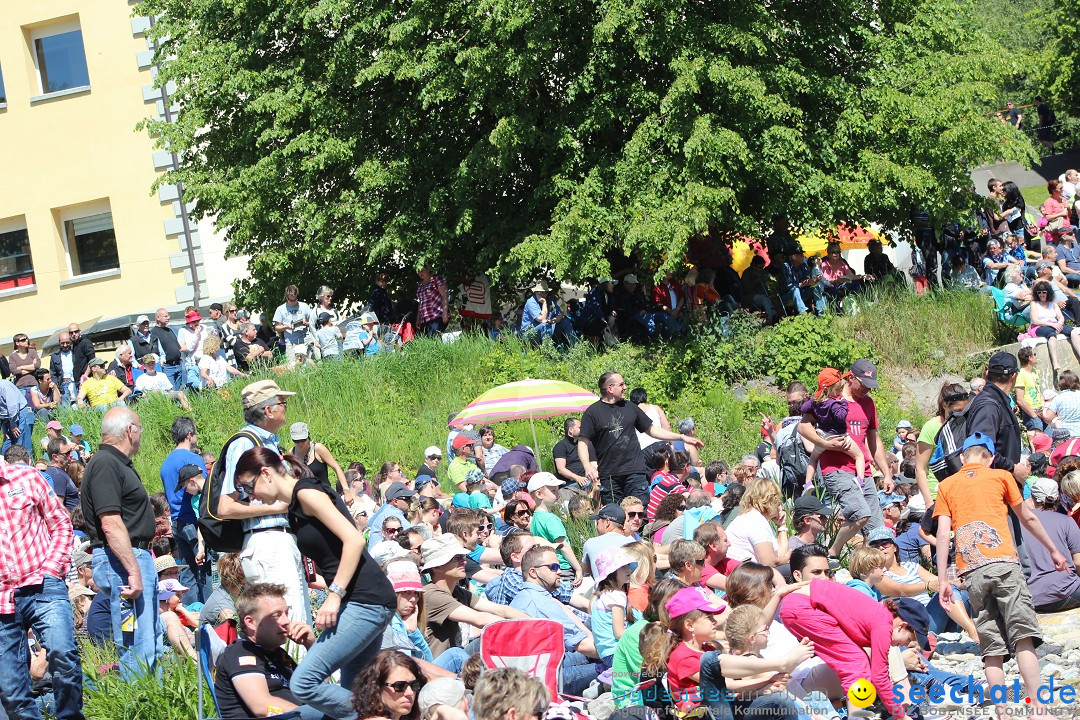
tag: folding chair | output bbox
[197,624,301,720]
[479,618,566,699]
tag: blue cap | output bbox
[961,432,995,455]
[867,526,896,545]
[69,424,84,436]
[878,492,905,508]
[451,492,471,508]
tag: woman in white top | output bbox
[725,478,789,566]
[1046,370,1080,436]
[629,388,670,448]
[1030,279,1080,377]
[197,335,247,388]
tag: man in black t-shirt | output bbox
[552,418,596,490]
[233,323,272,372]
[215,583,317,719]
[579,372,703,505]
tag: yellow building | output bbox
[0,1,246,346]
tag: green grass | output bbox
[81,641,207,720]
[1021,183,1049,209]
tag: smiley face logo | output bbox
[847,678,876,708]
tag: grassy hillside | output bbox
[45,290,1004,491]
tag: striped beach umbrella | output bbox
[452,379,599,470]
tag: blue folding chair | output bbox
[198,624,301,720]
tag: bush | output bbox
[761,314,873,389]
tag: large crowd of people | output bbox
[8,333,1080,720]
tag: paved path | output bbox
[971,150,1080,197]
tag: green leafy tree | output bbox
[139,0,1033,311]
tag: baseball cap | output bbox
[209,303,224,312]
[418,677,468,718]
[813,367,843,399]
[987,351,1018,375]
[624,273,639,284]
[71,548,92,569]
[665,586,726,618]
[961,432,995,455]
[414,475,435,490]
[386,560,424,593]
[452,434,475,451]
[849,359,878,389]
[896,420,913,430]
[175,463,205,491]
[157,578,190,603]
[526,471,563,493]
[590,503,627,525]
[792,495,827,521]
[69,424,84,436]
[1030,477,1061,503]
[895,597,932,651]
[88,357,105,368]
[136,314,150,325]
[878,491,905,508]
[385,482,416,502]
[421,534,469,571]
[317,312,331,325]
[141,353,158,365]
[289,422,310,441]
[46,420,63,431]
[424,446,443,459]
[241,380,296,409]
[69,584,95,602]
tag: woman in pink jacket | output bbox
[779,578,929,720]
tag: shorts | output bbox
[821,470,871,523]
[1035,325,1076,339]
[964,561,1042,659]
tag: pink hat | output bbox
[185,311,202,324]
[594,546,637,584]
[665,586,726,618]
[46,420,63,431]
[386,560,424,593]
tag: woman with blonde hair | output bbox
[725,478,789,566]
[623,540,656,612]
[1060,469,1080,529]
[472,668,549,720]
[198,333,247,388]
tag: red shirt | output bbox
[819,395,878,478]
[0,463,73,614]
[701,557,741,587]
[647,472,688,521]
[416,275,447,325]
[667,642,712,708]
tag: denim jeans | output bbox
[420,320,447,337]
[1036,582,1080,613]
[184,364,204,391]
[173,521,212,604]
[524,318,579,347]
[1,406,35,456]
[162,363,184,391]
[433,646,471,674]
[59,380,77,408]
[785,285,826,315]
[0,575,84,720]
[561,651,599,697]
[91,547,162,680]
[291,601,393,718]
[599,473,648,506]
[633,312,681,339]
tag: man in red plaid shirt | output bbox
[416,265,449,337]
[0,461,82,720]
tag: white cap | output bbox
[527,471,563,493]
[370,540,410,566]
[136,314,150,325]
[421,534,469,571]
[418,677,468,717]
[424,446,443,458]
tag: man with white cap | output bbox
[215,380,310,626]
[421,535,526,659]
[1022,477,1080,612]
[416,446,443,483]
[520,281,578,346]
[528,472,585,586]
[129,315,155,361]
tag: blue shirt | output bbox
[509,582,589,652]
[0,379,27,422]
[43,465,80,512]
[1058,242,1080,273]
[161,448,205,524]
[484,567,583,617]
[222,423,284,532]
[895,522,928,563]
[520,296,562,333]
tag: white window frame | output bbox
[56,200,120,283]
[28,17,90,101]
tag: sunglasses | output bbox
[384,680,422,693]
[384,527,402,535]
[677,505,687,512]
[479,522,493,531]
[626,511,643,519]
[515,510,532,517]
[539,563,560,572]
[943,392,970,403]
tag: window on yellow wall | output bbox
[0,228,34,288]
[35,29,89,94]
[64,212,119,276]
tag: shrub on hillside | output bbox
[762,314,873,388]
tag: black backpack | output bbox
[198,430,263,553]
[929,409,968,480]
[776,424,812,499]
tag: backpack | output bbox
[198,430,264,553]
[928,409,968,480]
[776,423,812,499]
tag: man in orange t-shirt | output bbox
[934,431,1065,718]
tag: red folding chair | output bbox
[479,618,565,699]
